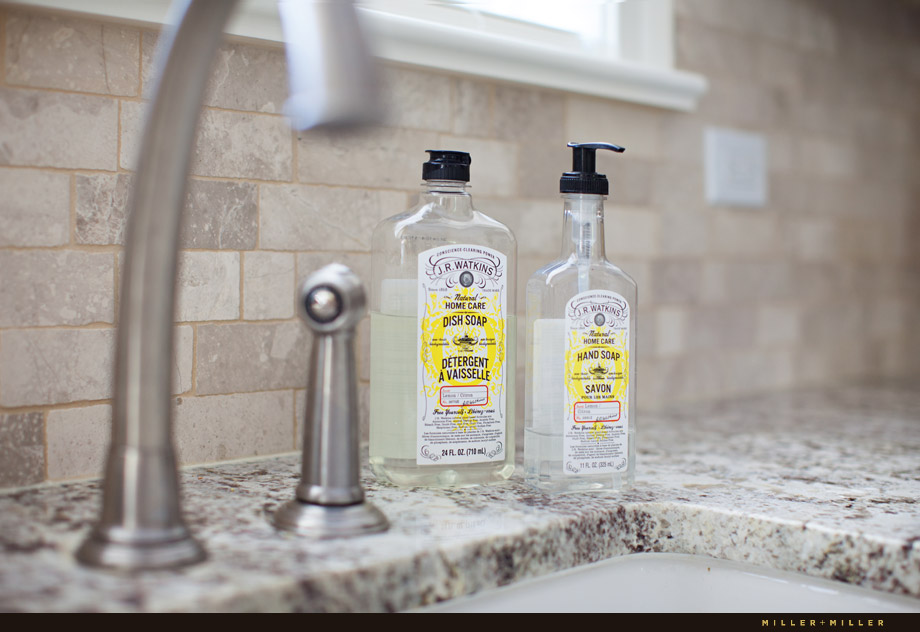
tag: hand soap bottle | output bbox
[524,142,636,493]
[369,150,516,487]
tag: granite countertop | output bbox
[1,383,919,612]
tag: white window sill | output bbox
[9,0,708,111]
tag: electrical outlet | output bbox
[704,127,767,208]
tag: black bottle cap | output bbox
[560,142,625,195]
[422,150,471,182]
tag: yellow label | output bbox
[563,290,629,475]
[417,245,507,464]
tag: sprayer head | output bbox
[560,142,626,195]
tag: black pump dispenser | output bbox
[423,150,471,182]
[560,142,625,195]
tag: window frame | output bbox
[10,0,707,111]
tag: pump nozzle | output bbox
[561,142,625,195]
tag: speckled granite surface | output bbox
[1,384,918,612]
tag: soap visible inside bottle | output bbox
[524,142,636,494]
[369,151,517,487]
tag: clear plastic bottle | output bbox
[524,142,636,493]
[369,150,517,487]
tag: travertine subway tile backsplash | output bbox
[0,0,918,488]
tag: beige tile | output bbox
[766,131,797,174]
[867,298,907,339]
[836,217,887,263]
[710,211,782,258]
[118,99,145,170]
[792,342,834,387]
[434,135,518,198]
[121,101,292,179]
[243,252,296,320]
[658,113,704,167]
[723,262,794,303]
[0,87,117,170]
[607,158,654,207]
[0,412,44,488]
[452,77,492,137]
[379,65,451,131]
[699,262,727,304]
[721,348,795,396]
[297,126,438,190]
[649,261,702,305]
[617,261,650,307]
[757,42,805,97]
[606,206,660,259]
[676,19,758,80]
[46,404,110,481]
[191,109,292,180]
[686,306,758,351]
[642,353,724,406]
[174,325,194,395]
[76,174,259,248]
[492,86,565,198]
[261,184,404,252]
[0,251,115,327]
[792,1,838,55]
[0,168,70,246]
[743,0,799,45]
[876,338,911,378]
[5,11,139,96]
[674,0,760,33]
[789,263,848,304]
[785,217,839,263]
[795,136,858,180]
[142,32,287,113]
[636,309,656,361]
[181,179,258,250]
[0,329,114,406]
[650,163,704,213]
[196,322,308,395]
[176,251,240,322]
[755,305,801,346]
[75,172,131,245]
[658,210,710,259]
[695,80,772,130]
[656,307,688,357]
[800,302,867,347]
[478,198,558,259]
[174,391,295,464]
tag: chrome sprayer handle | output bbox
[272,265,389,538]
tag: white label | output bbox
[563,290,630,475]
[417,245,508,465]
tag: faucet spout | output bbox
[279,0,380,130]
[76,0,380,571]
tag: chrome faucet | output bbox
[76,0,379,570]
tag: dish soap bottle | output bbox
[369,150,517,487]
[524,142,636,493]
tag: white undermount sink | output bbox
[417,553,920,613]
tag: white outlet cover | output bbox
[704,127,768,208]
